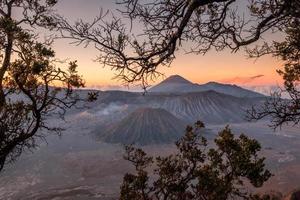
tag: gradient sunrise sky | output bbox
[50,0,284,89]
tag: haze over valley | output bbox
[1,75,300,199]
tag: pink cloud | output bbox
[220,75,265,85]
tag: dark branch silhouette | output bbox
[0,0,89,172]
[247,18,300,128]
[58,0,296,87]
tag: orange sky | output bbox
[51,0,284,89]
[53,38,283,88]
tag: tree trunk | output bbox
[0,33,13,108]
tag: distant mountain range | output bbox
[76,75,268,145]
[149,75,265,98]
[85,91,264,125]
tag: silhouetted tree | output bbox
[0,0,87,172]
[58,0,298,88]
[59,0,300,128]
[247,19,300,128]
[120,122,272,200]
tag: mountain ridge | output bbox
[149,75,265,98]
[158,75,193,84]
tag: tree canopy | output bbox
[120,122,272,200]
[0,0,87,172]
[247,19,300,128]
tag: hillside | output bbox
[155,91,255,124]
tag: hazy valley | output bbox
[1,75,300,199]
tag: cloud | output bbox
[86,84,143,92]
[95,103,129,116]
[250,75,264,79]
[246,85,291,98]
[220,75,265,85]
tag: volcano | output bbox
[98,107,188,145]
[149,75,264,98]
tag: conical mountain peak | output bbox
[149,75,264,97]
[161,75,193,84]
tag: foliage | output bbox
[120,122,272,200]
[0,0,89,172]
[247,18,300,128]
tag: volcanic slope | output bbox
[98,107,188,145]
